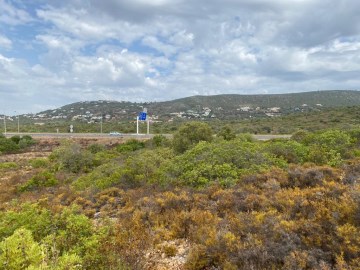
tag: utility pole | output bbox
[15,111,19,133]
[100,113,103,133]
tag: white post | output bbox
[147,118,150,135]
[136,116,139,135]
[100,114,103,134]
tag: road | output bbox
[3,132,291,141]
[252,134,291,140]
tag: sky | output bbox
[0,0,360,114]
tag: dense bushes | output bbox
[163,140,287,188]
[0,204,128,269]
[73,147,175,191]
[172,121,213,153]
[1,126,360,269]
[0,137,19,154]
[50,142,95,173]
[62,128,360,191]
[0,135,35,154]
[18,170,58,192]
[116,139,145,153]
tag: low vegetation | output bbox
[0,134,35,155]
[0,123,360,269]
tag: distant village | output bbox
[1,100,324,125]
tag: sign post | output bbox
[147,118,150,135]
[137,110,147,135]
[136,116,139,135]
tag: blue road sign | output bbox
[138,112,147,121]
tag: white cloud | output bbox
[168,30,194,47]
[36,7,153,44]
[0,0,359,113]
[0,35,12,49]
[142,36,178,56]
[0,0,33,25]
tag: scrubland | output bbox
[0,124,359,269]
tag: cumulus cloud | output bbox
[0,0,359,113]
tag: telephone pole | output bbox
[14,111,19,133]
[100,113,103,133]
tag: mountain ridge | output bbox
[26,90,360,121]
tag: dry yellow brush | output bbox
[0,125,360,269]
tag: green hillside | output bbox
[148,90,360,114]
[30,90,360,121]
[2,90,360,134]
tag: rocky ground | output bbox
[143,240,190,270]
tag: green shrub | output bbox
[150,134,170,147]
[0,203,127,269]
[237,133,254,142]
[10,135,21,144]
[73,162,124,191]
[50,143,94,173]
[116,139,145,153]
[88,143,106,154]
[300,130,352,166]
[0,203,53,240]
[18,135,35,148]
[303,130,352,155]
[264,139,309,164]
[347,129,360,149]
[74,148,174,191]
[291,130,310,142]
[0,228,43,269]
[0,162,18,170]
[29,158,49,168]
[19,171,58,192]
[172,122,213,153]
[93,150,119,166]
[217,125,236,141]
[163,139,287,188]
[0,137,19,153]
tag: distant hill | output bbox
[25,90,360,122]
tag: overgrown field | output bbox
[0,123,360,269]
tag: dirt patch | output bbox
[29,137,129,152]
[143,240,190,270]
[0,152,51,163]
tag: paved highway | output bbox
[4,132,291,140]
[253,134,291,140]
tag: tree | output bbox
[217,125,236,141]
[172,122,213,153]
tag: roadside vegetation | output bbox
[0,123,360,269]
[0,134,35,155]
[3,105,360,135]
